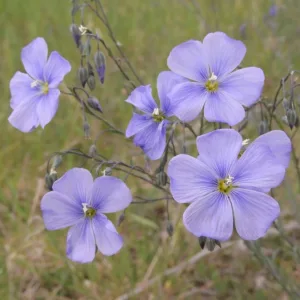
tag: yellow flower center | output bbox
[205,72,219,93]
[152,108,165,122]
[82,203,96,218]
[31,80,49,94]
[218,175,234,194]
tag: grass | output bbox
[1,0,300,299]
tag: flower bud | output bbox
[70,24,81,48]
[87,96,103,113]
[102,167,112,176]
[94,51,106,84]
[45,172,57,191]
[51,155,63,170]
[87,75,96,90]
[88,144,97,158]
[83,121,90,139]
[155,171,168,186]
[117,213,125,226]
[166,222,174,237]
[258,120,268,135]
[282,97,290,112]
[78,66,88,87]
[286,109,298,129]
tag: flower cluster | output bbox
[8,30,292,263]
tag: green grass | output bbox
[1,0,300,299]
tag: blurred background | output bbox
[1,0,300,299]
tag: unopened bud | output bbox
[78,66,88,87]
[87,96,102,113]
[117,213,125,226]
[258,120,268,135]
[94,51,106,84]
[282,98,290,112]
[51,155,63,170]
[155,171,168,186]
[70,24,81,48]
[166,222,174,237]
[88,144,97,158]
[45,172,57,191]
[83,121,90,139]
[87,75,96,90]
[286,109,297,129]
[102,167,112,176]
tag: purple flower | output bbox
[8,37,71,132]
[167,32,265,126]
[41,168,132,263]
[125,71,185,160]
[167,129,291,241]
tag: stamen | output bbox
[224,175,234,185]
[82,203,96,218]
[152,108,165,122]
[208,72,218,81]
[242,139,250,146]
[79,25,88,35]
[218,175,235,194]
[152,108,160,116]
[205,72,219,92]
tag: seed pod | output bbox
[286,109,297,129]
[70,24,81,48]
[87,96,103,113]
[78,66,88,87]
[94,51,106,84]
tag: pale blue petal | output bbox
[230,188,280,240]
[204,91,245,126]
[168,154,218,203]
[196,129,242,178]
[93,213,123,256]
[66,219,96,263]
[125,113,153,138]
[203,32,246,78]
[167,40,208,82]
[125,85,157,114]
[183,192,233,241]
[41,191,82,230]
[21,37,48,80]
[90,176,132,212]
[44,51,71,88]
[53,168,94,206]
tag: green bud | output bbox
[45,172,57,191]
[83,121,90,139]
[70,24,81,48]
[94,51,106,84]
[78,66,88,87]
[87,75,96,90]
[51,155,63,170]
[155,171,168,186]
[286,109,297,129]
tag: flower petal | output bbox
[90,176,132,212]
[249,130,291,169]
[8,94,40,132]
[157,71,188,116]
[44,51,71,88]
[133,120,168,160]
[196,129,242,178]
[168,154,217,203]
[230,188,280,240]
[21,37,48,80]
[183,192,233,241]
[92,214,123,256]
[9,71,36,109]
[125,113,153,138]
[220,67,265,107]
[231,144,285,191]
[125,85,157,114]
[167,40,208,82]
[36,88,60,128]
[41,191,82,230]
[203,32,246,78]
[204,91,245,126]
[53,168,94,206]
[168,82,208,122]
[66,219,96,263]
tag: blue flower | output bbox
[125,71,185,160]
[168,129,291,241]
[167,32,265,126]
[41,168,132,263]
[8,37,71,132]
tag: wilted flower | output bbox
[41,168,132,263]
[125,71,185,160]
[8,37,71,132]
[167,32,265,126]
[168,129,291,241]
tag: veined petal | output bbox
[183,192,233,241]
[10,71,36,109]
[231,144,285,191]
[41,191,83,230]
[92,214,123,256]
[90,176,132,212]
[44,51,71,88]
[204,91,245,126]
[203,32,246,78]
[167,40,208,82]
[37,88,60,128]
[249,130,291,169]
[8,93,40,132]
[168,154,217,203]
[125,85,157,114]
[220,67,265,107]
[230,188,280,240]
[125,113,153,138]
[66,219,96,263]
[53,168,94,206]
[21,37,48,80]
[196,129,242,178]
[134,120,168,160]
[168,82,207,122]
[157,71,187,116]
